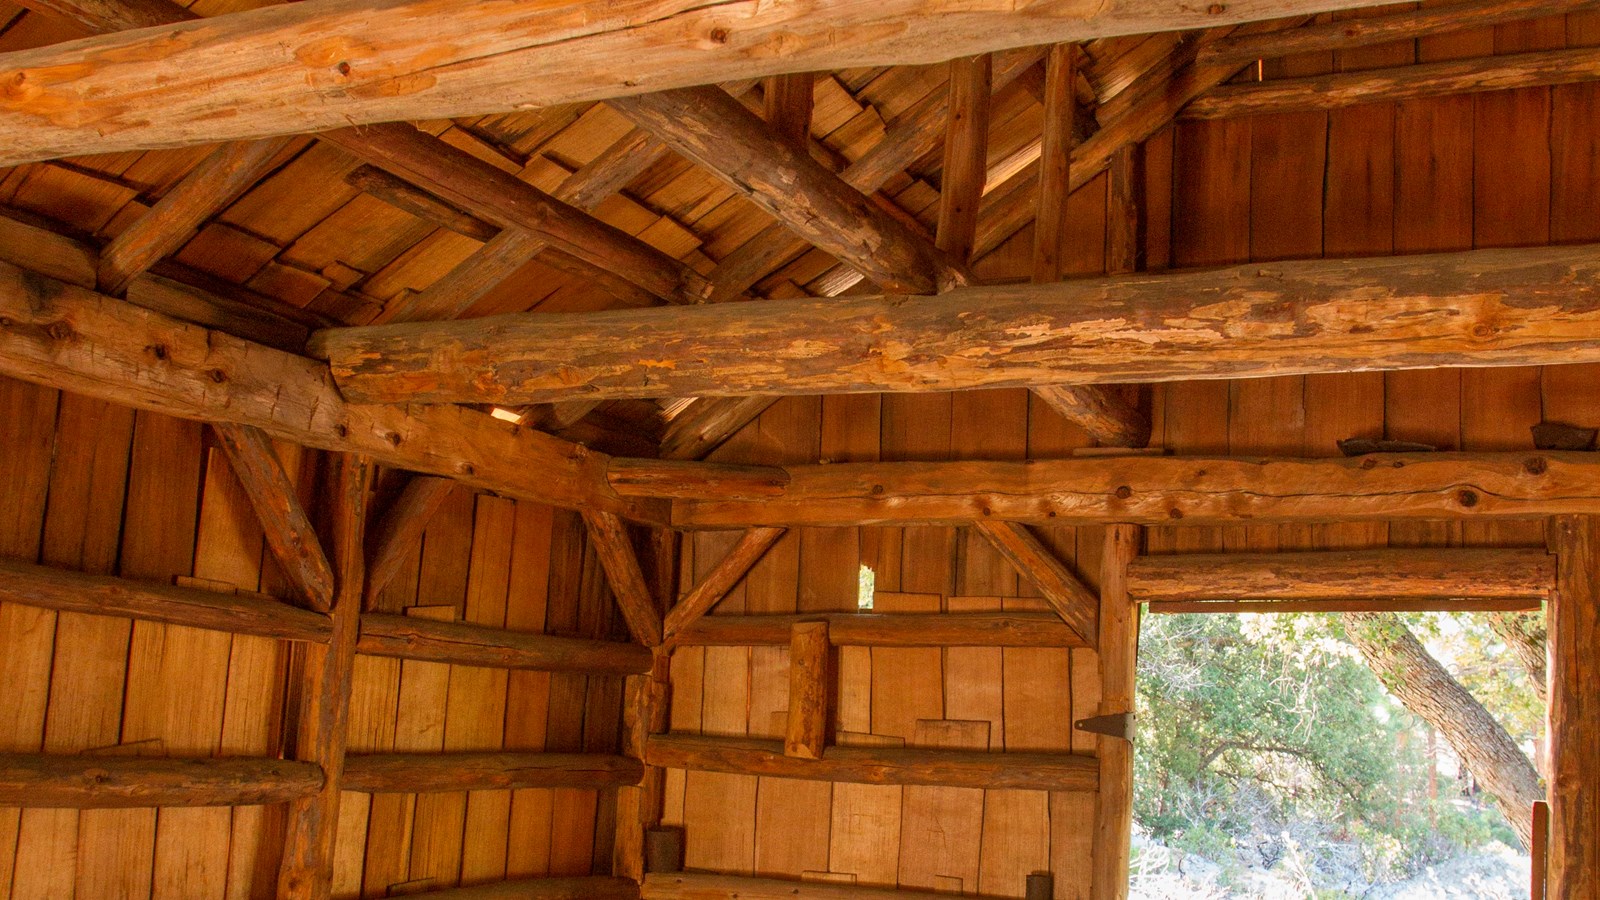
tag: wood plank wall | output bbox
[666,12,1600,896]
[0,387,627,899]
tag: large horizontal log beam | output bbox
[644,734,1098,792]
[0,0,1403,164]
[1128,548,1556,602]
[408,878,641,900]
[642,873,1009,900]
[671,452,1600,528]
[357,613,652,675]
[0,256,658,521]
[311,244,1600,404]
[672,611,1088,648]
[1183,46,1600,119]
[342,752,642,793]
[0,754,323,808]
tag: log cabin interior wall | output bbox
[0,0,1598,896]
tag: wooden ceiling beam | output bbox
[662,526,788,642]
[0,0,1404,164]
[583,511,665,647]
[0,754,323,809]
[1183,45,1600,119]
[1128,548,1556,603]
[313,243,1600,405]
[0,250,655,521]
[1199,0,1597,67]
[672,611,1089,648]
[669,452,1600,528]
[611,86,965,295]
[340,752,642,793]
[213,422,337,611]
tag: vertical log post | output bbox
[936,54,992,260]
[785,620,831,759]
[615,649,673,881]
[1092,524,1141,900]
[277,453,372,898]
[1548,515,1599,898]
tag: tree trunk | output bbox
[1342,612,1544,849]
[1487,610,1548,705]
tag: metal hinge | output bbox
[1074,712,1135,743]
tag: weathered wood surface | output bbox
[1185,47,1600,119]
[0,754,323,808]
[312,244,1600,404]
[1198,0,1600,65]
[344,164,500,242]
[401,877,642,900]
[1128,548,1556,601]
[583,511,665,647]
[642,872,1008,899]
[611,86,963,295]
[645,734,1098,791]
[672,453,1600,528]
[1031,43,1076,285]
[609,460,789,500]
[1548,516,1600,899]
[1147,597,1544,614]
[763,72,815,148]
[662,526,787,640]
[0,0,1394,163]
[341,752,643,793]
[357,612,652,674]
[974,520,1097,645]
[213,423,336,611]
[784,621,830,759]
[672,611,1090,647]
[0,555,332,640]
[17,0,196,30]
[0,258,652,520]
[363,474,455,605]
[936,54,991,261]
[1094,524,1140,900]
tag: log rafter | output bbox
[213,422,336,611]
[662,526,788,642]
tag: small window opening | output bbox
[857,564,875,610]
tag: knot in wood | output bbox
[1525,456,1549,476]
[208,368,228,384]
[1456,489,1479,508]
[46,320,75,342]
[1114,485,1133,499]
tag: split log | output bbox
[0,555,331,641]
[0,256,651,520]
[974,520,1097,644]
[0,0,1385,162]
[645,734,1098,792]
[213,422,336,611]
[672,453,1600,528]
[357,613,652,675]
[1184,46,1600,119]
[1128,548,1556,602]
[341,752,643,793]
[642,872,1004,900]
[583,511,664,647]
[403,877,641,900]
[311,244,1600,405]
[662,527,788,640]
[1547,516,1600,897]
[784,621,830,759]
[0,754,322,808]
[672,611,1088,648]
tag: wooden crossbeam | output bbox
[662,527,788,641]
[409,877,642,900]
[0,754,323,808]
[0,0,1395,163]
[670,453,1600,528]
[1127,548,1557,603]
[607,460,789,500]
[213,423,336,611]
[364,474,456,605]
[672,611,1090,647]
[313,243,1600,406]
[1198,0,1597,66]
[583,511,665,647]
[340,752,643,793]
[973,520,1097,645]
[278,453,370,899]
[645,733,1098,792]
[1183,46,1600,119]
[357,613,652,674]
[643,873,1004,900]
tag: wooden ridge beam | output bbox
[662,526,788,641]
[0,0,1393,163]
[358,612,652,675]
[974,520,1097,645]
[671,452,1600,528]
[673,611,1089,647]
[1198,0,1598,66]
[0,255,654,521]
[642,872,1009,900]
[0,754,323,808]
[213,422,336,611]
[402,877,641,900]
[1128,548,1556,602]
[341,752,643,793]
[312,243,1600,406]
[611,86,965,295]
[364,474,456,605]
[583,511,665,647]
[644,733,1098,792]
[1183,46,1600,119]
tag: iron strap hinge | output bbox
[1073,712,1135,743]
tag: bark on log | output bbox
[644,734,1098,791]
[1547,515,1600,895]
[341,752,643,793]
[0,754,322,808]
[357,613,652,675]
[311,244,1600,405]
[662,527,788,640]
[672,611,1088,647]
[784,621,830,759]
[1128,548,1556,602]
